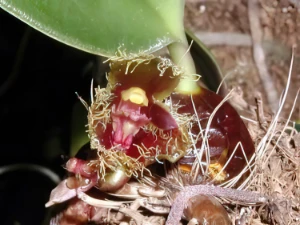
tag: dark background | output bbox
[0,9,100,224]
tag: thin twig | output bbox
[194,32,252,46]
[248,0,279,113]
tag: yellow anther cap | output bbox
[121,87,149,106]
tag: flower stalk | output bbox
[168,32,201,95]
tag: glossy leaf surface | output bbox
[0,0,183,56]
[173,87,255,180]
[186,30,224,93]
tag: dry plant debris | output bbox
[184,0,300,119]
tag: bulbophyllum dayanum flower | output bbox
[46,56,255,223]
[88,57,192,189]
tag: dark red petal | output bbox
[197,126,229,160]
[66,158,97,178]
[149,102,178,130]
[171,87,255,179]
[125,128,185,165]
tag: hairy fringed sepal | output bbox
[87,56,193,179]
[85,55,255,184]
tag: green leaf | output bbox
[186,29,223,92]
[70,102,89,157]
[0,0,184,56]
[295,122,300,132]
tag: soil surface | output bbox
[184,0,300,120]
